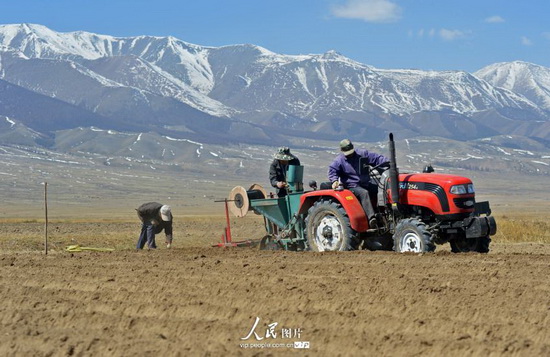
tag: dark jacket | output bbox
[328,149,388,189]
[269,157,300,197]
[136,202,173,236]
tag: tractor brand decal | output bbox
[400,182,419,190]
[345,195,354,201]
[240,316,309,350]
[400,181,450,212]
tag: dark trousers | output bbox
[349,184,377,220]
[137,221,157,249]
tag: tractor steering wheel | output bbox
[369,162,390,174]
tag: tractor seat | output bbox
[319,181,333,190]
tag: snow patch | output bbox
[512,149,534,156]
[466,154,484,160]
[164,136,202,146]
[238,75,251,87]
[5,117,16,127]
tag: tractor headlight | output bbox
[467,184,475,193]
[450,185,467,195]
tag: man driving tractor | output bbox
[328,139,390,228]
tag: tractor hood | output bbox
[399,173,472,191]
[394,172,475,216]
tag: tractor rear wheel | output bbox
[450,236,491,253]
[393,218,436,253]
[306,199,359,251]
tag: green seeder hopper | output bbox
[228,165,309,250]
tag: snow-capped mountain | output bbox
[1,23,550,150]
[379,68,541,115]
[475,61,550,111]
[207,48,544,120]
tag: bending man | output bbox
[136,202,173,249]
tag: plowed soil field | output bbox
[1,219,549,356]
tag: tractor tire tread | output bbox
[393,218,436,253]
[305,199,359,251]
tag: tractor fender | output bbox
[299,190,369,232]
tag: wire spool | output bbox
[249,184,267,216]
[228,184,267,218]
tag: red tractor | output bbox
[229,133,497,253]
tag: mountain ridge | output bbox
[1,23,550,155]
[475,61,550,111]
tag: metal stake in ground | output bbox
[43,182,48,255]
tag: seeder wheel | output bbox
[259,235,283,250]
[248,184,267,215]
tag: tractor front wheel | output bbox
[306,199,359,251]
[393,218,436,253]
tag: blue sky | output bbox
[1,0,549,72]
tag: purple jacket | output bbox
[328,149,389,188]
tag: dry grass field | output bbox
[1,210,549,252]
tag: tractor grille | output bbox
[453,197,475,209]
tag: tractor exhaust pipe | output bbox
[388,133,400,212]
